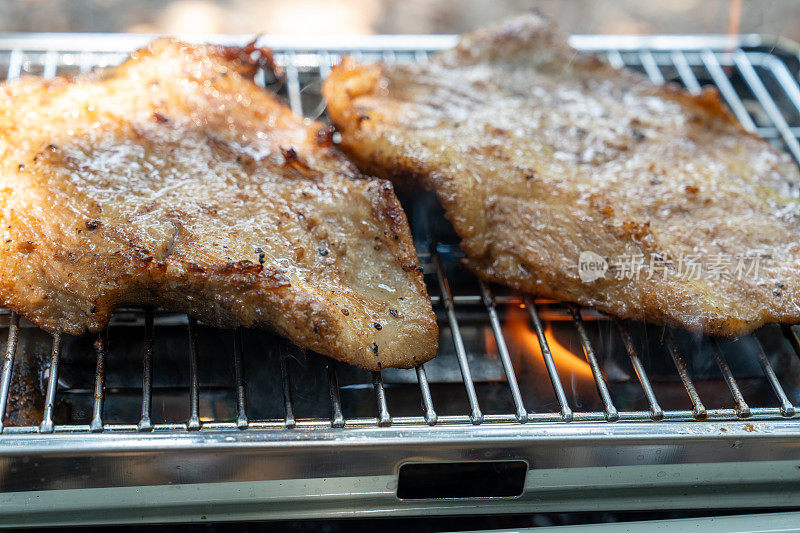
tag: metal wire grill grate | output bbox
[1,34,800,435]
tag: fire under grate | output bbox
[1,33,800,526]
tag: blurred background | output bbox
[0,0,798,39]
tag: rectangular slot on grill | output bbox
[397,461,527,499]
[3,33,800,525]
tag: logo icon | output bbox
[578,251,608,283]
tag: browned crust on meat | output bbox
[0,39,437,370]
[324,13,800,336]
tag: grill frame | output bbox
[1,32,800,526]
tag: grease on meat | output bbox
[323,13,800,336]
[0,39,437,370]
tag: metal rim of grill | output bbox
[1,32,800,526]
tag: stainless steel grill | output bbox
[1,33,800,527]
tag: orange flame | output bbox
[726,0,742,55]
[493,306,594,381]
[727,0,742,39]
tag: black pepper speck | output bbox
[389,309,398,318]
[374,322,382,330]
[371,342,378,355]
[318,248,329,256]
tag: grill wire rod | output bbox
[0,35,798,435]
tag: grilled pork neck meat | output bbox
[323,13,800,336]
[0,39,437,370]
